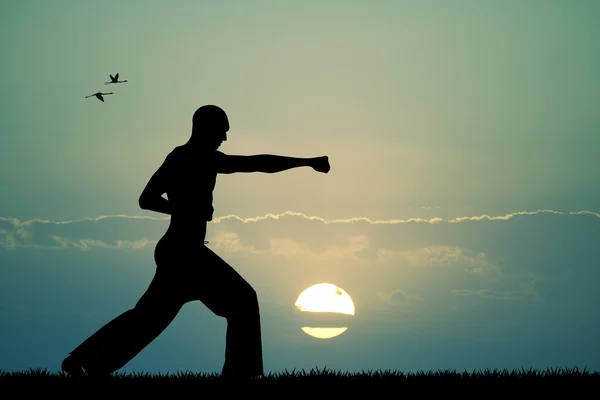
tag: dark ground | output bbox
[1,367,597,396]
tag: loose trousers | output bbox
[68,239,263,378]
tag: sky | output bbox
[1,0,599,375]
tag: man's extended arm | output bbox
[246,155,313,173]
[217,153,329,174]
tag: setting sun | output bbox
[301,327,348,340]
[295,283,355,339]
[295,283,356,316]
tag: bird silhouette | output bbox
[85,92,114,102]
[105,73,128,84]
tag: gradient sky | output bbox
[1,0,599,375]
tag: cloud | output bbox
[209,231,502,291]
[210,232,498,275]
[49,235,158,251]
[450,289,538,301]
[376,288,422,306]
[212,230,370,262]
[213,231,246,253]
[0,215,170,227]
[569,211,600,218]
[379,245,496,268]
[349,244,502,280]
[0,214,169,251]
[267,235,370,261]
[1,208,596,231]
[2,207,598,343]
[0,208,598,252]
[211,209,576,225]
[0,229,17,251]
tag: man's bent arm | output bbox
[139,155,174,215]
[139,195,171,215]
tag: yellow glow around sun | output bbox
[295,283,355,315]
[301,327,348,339]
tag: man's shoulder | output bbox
[164,146,216,158]
[163,147,228,167]
[165,145,184,159]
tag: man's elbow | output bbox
[139,194,151,210]
[239,158,270,173]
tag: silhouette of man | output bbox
[61,105,331,380]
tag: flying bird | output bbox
[105,73,128,84]
[85,92,114,102]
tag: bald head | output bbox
[190,105,229,150]
[192,105,229,133]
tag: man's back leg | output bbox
[63,272,184,377]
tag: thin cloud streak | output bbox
[0,215,170,227]
[1,209,598,230]
[569,211,600,218]
[212,209,591,224]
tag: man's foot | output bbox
[61,354,86,378]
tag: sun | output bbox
[295,283,355,339]
[301,327,348,339]
[295,283,355,316]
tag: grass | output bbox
[1,366,598,394]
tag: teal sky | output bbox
[1,1,599,374]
